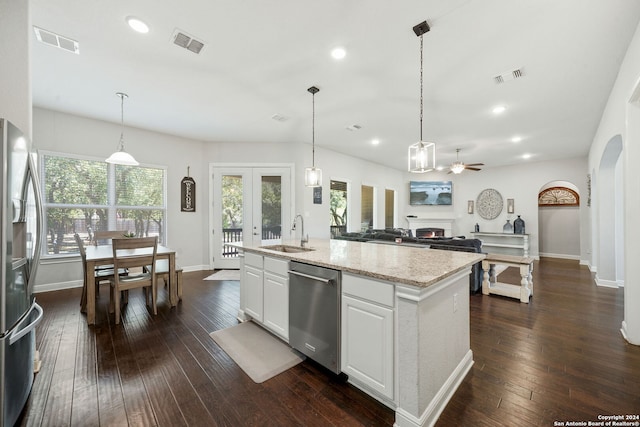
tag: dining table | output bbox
[83,244,177,325]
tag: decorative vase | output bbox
[503,219,513,233]
[474,223,480,232]
[514,215,525,234]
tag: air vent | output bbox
[493,67,524,84]
[172,29,205,54]
[271,114,289,122]
[346,124,362,132]
[33,26,79,54]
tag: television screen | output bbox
[410,181,452,205]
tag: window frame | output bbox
[38,150,168,259]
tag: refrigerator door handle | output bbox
[9,301,43,346]
[27,153,44,281]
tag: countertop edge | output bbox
[237,242,485,289]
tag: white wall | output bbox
[539,206,580,259]
[402,156,588,259]
[0,0,31,137]
[295,145,407,238]
[589,19,640,344]
[32,107,209,289]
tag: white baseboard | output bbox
[595,275,619,288]
[539,252,580,261]
[34,280,82,294]
[34,264,209,294]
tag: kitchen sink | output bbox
[259,244,315,253]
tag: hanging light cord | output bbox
[117,92,128,150]
[312,90,316,167]
[419,33,424,143]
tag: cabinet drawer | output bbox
[264,256,288,276]
[244,252,263,269]
[343,273,394,307]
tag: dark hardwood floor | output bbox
[18,258,640,426]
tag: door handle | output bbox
[9,301,43,345]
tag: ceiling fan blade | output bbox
[464,163,485,167]
[465,167,482,171]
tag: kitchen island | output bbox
[236,239,484,427]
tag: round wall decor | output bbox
[476,188,503,220]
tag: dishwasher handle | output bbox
[288,270,334,284]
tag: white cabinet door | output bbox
[341,294,394,400]
[263,271,289,340]
[243,264,264,322]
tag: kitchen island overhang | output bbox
[234,239,485,427]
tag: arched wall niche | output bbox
[537,180,581,259]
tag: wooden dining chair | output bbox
[93,230,128,246]
[75,233,127,313]
[109,236,158,324]
[146,259,184,302]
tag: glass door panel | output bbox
[212,166,291,269]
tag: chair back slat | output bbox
[111,237,158,274]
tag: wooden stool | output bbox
[481,253,534,303]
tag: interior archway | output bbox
[537,181,581,259]
[596,135,624,288]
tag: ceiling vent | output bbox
[172,29,205,54]
[346,124,362,132]
[33,26,79,54]
[493,68,524,84]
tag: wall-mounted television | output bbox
[410,181,452,205]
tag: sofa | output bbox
[335,229,484,293]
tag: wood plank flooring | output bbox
[18,258,640,426]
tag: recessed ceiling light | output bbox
[331,47,346,60]
[126,16,149,34]
[492,105,506,115]
[511,136,522,143]
[436,166,444,171]
[522,153,532,159]
[371,139,380,145]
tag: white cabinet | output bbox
[341,273,394,402]
[243,252,264,322]
[263,257,289,340]
[240,252,289,340]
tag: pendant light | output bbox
[408,21,436,173]
[304,86,322,187]
[106,92,139,166]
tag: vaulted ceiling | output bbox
[31,0,640,172]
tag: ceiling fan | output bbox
[448,148,484,174]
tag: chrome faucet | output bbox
[292,214,308,248]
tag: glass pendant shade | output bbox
[450,161,465,174]
[106,136,139,166]
[408,141,435,173]
[304,167,322,187]
[106,92,139,166]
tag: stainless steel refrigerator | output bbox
[0,119,43,427]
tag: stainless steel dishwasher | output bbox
[288,261,341,374]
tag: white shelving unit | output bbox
[471,232,529,257]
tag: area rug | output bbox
[204,269,240,281]
[209,322,305,383]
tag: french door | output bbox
[210,165,292,269]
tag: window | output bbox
[361,185,374,231]
[40,151,166,256]
[330,180,347,238]
[385,189,395,228]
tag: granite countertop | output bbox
[236,239,485,288]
